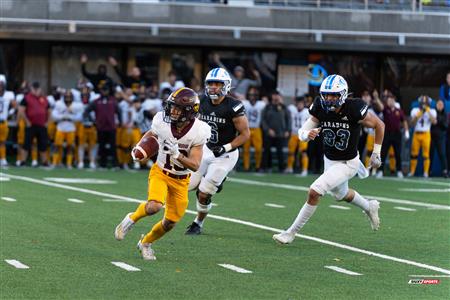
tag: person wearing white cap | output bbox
[0,75,15,166]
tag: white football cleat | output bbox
[89,161,96,169]
[137,235,156,261]
[375,171,383,178]
[133,161,140,170]
[0,159,8,167]
[396,171,404,178]
[31,160,38,167]
[300,170,308,177]
[273,231,296,244]
[364,200,380,231]
[77,162,84,169]
[283,168,293,174]
[114,213,135,241]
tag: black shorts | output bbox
[24,125,48,152]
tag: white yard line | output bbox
[44,177,116,184]
[399,188,450,193]
[102,198,130,202]
[5,259,29,269]
[265,203,286,208]
[4,172,450,275]
[329,205,350,210]
[377,177,450,187]
[218,264,252,274]
[324,266,362,276]
[409,275,450,278]
[67,198,84,203]
[111,262,141,272]
[228,177,450,210]
[1,197,16,202]
[394,207,417,212]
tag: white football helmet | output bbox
[319,74,348,111]
[205,68,232,100]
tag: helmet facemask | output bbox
[205,80,230,100]
[320,90,347,112]
[163,99,199,125]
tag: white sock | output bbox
[194,216,203,227]
[350,191,370,212]
[287,202,317,234]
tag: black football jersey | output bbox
[199,95,245,149]
[309,97,368,161]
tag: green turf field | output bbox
[1,167,449,299]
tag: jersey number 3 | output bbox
[322,129,350,151]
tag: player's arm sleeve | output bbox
[231,100,245,118]
[308,97,321,119]
[150,111,163,135]
[52,105,62,121]
[351,99,369,122]
[193,123,211,146]
[298,117,320,141]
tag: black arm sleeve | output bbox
[81,64,95,81]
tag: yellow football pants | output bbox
[410,131,431,175]
[0,121,9,160]
[242,127,263,171]
[286,134,308,170]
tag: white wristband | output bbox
[373,144,382,155]
[223,143,233,152]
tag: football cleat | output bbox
[185,221,202,235]
[137,235,156,261]
[364,200,380,231]
[114,213,135,241]
[272,231,296,244]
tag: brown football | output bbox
[132,131,159,161]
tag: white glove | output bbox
[369,152,382,169]
[404,130,410,141]
[162,139,180,159]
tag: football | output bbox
[132,131,159,161]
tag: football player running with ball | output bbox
[114,88,211,260]
[273,74,385,245]
[185,68,250,235]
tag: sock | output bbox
[142,221,166,244]
[0,145,5,159]
[364,155,370,168]
[350,191,370,212]
[423,158,430,175]
[31,148,38,161]
[117,148,123,164]
[389,156,396,172]
[194,216,204,227]
[67,153,73,167]
[301,155,309,171]
[52,150,60,165]
[410,159,418,175]
[287,202,317,234]
[130,202,148,222]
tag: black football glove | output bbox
[212,146,226,157]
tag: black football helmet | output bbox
[163,87,200,124]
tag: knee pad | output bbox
[196,193,212,213]
[410,155,418,159]
[216,177,227,194]
[423,156,429,160]
[199,179,218,195]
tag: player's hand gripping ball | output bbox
[131,132,159,161]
